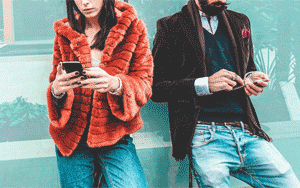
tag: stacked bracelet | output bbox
[109,77,122,95]
[51,86,66,99]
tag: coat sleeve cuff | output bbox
[47,83,75,128]
[106,74,143,122]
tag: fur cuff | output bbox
[47,83,75,128]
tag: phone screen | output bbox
[62,61,83,73]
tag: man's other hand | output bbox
[208,69,243,93]
[244,71,269,96]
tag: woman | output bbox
[46,0,153,187]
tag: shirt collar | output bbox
[199,10,218,21]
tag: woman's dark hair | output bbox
[66,0,117,50]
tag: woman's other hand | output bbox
[51,62,85,95]
[80,67,121,94]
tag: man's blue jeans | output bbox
[191,123,300,188]
[55,136,148,188]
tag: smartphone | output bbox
[62,61,86,79]
[62,61,83,73]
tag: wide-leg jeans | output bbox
[55,136,148,188]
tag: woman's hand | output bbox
[80,67,121,94]
[244,71,269,96]
[51,62,85,95]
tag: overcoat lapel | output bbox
[221,11,242,76]
[178,0,207,76]
[187,0,206,57]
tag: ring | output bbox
[232,74,237,81]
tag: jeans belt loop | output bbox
[240,121,245,132]
[224,122,231,131]
[212,122,216,132]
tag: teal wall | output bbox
[0,0,300,187]
[12,0,66,42]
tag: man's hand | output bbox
[208,69,244,93]
[244,71,269,96]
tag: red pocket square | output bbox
[242,28,250,38]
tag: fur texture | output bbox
[47,0,153,156]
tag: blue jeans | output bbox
[191,123,300,188]
[55,136,148,188]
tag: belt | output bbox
[197,121,251,132]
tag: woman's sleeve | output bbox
[46,34,75,128]
[106,20,153,122]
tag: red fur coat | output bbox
[46,1,153,156]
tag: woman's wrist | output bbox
[109,77,122,95]
[51,85,66,99]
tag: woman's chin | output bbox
[83,12,100,20]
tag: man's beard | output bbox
[198,0,229,16]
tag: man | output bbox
[152,0,300,187]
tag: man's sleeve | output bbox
[194,77,212,96]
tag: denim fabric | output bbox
[55,136,148,188]
[191,123,300,188]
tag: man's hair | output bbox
[66,0,117,50]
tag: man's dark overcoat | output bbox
[152,0,272,160]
